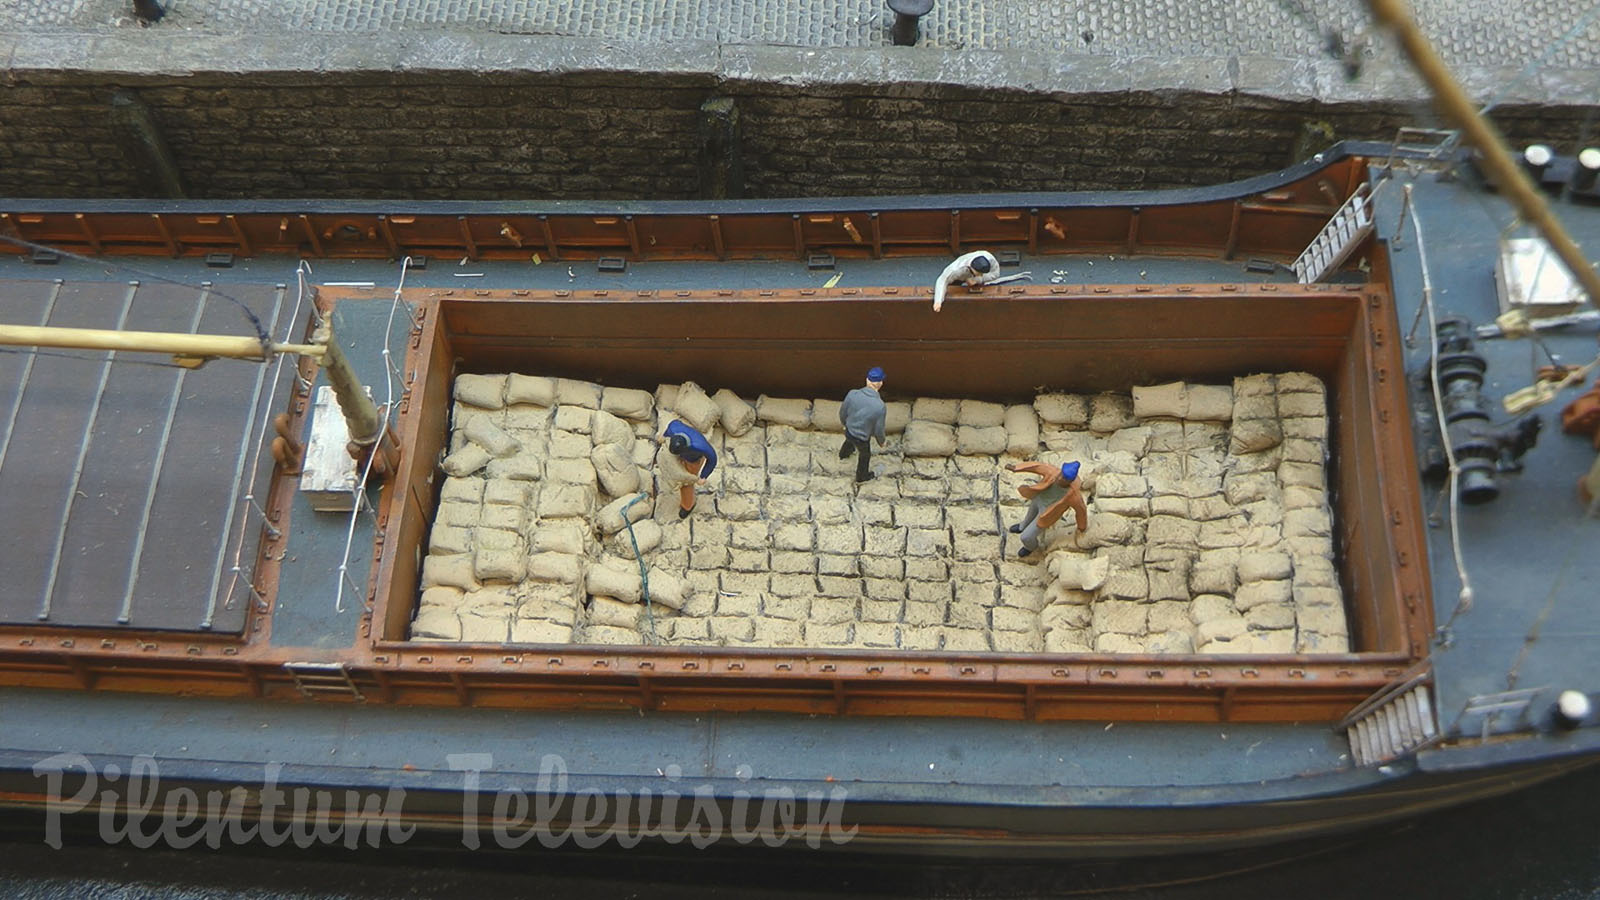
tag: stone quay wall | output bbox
[1,34,1596,201]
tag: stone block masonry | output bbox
[2,33,1596,200]
[411,369,1348,655]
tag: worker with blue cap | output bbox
[1004,459,1089,558]
[657,419,718,519]
[838,366,888,483]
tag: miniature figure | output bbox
[1005,460,1088,557]
[932,250,1033,311]
[933,251,1001,312]
[657,419,718,519]
[838,366,888,483]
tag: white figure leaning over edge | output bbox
[932,250,1031,311]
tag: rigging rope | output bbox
[1477,0,1600,118]
[1503,515,1590,690]
[1405,184,1477,630]
[0,345,195,370]
[0,233,273,356]
[221,260,314,614]
[333,257,411,615]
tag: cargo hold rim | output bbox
[350,273,1431,723]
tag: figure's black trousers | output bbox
[839,435,872,482]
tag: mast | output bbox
[1367,0,1600,508]
[0,323,319,362]
[1368,0,1600,305]
[0,317,399,478]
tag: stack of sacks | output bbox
[415,370,1348,657]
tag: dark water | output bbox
[1,762,1598,899]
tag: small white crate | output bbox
[1496,237,1584,318]
[298,384,368,512]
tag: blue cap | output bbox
[867,366,885,381]
[1060,461,1080,482]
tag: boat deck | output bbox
[1376,174,1600,733]
[1,147,1598,852]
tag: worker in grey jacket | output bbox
[838,366,888,483]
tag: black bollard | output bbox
[132,0,165,22]
[888,0,933,46]
[1572,148,1600,192]
[1522,144,1553,180]
[1553,690,1593,730]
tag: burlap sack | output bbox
[713,388,758,436]
[506,374,556,407]
[600,386,654,420]
[454,374,506,409]
[673,381,721,434]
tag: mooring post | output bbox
[888,0,934,46]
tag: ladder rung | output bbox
[1384,704,1405,755]
[1402,690,1423,742]
[1416,686,1437,739]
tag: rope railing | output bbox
[216,263,312,621]
[332,257,414,615]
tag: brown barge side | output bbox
[0,149,1435,724]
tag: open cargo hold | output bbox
[361,274,1431,721]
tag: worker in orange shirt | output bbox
[1005,460,1088,558]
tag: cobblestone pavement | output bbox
[413,372,1347,655]
[5,0,1599,75]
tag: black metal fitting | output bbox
[888,0,933,46]
[1572,147,1600,192]
[1434,317,1497,503]
[1552,690,1594,730]
[997,250,1022,267]
[597,256,627,273]
[1419,316,1545,505]
[1482,145,1600,205]
[1521,143,1553,179]
[132,0,165,22]
[806,252,836,270]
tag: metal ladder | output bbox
[283,661,365,701]
[1340,667,1438,766]
[1292,181,1375,284]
